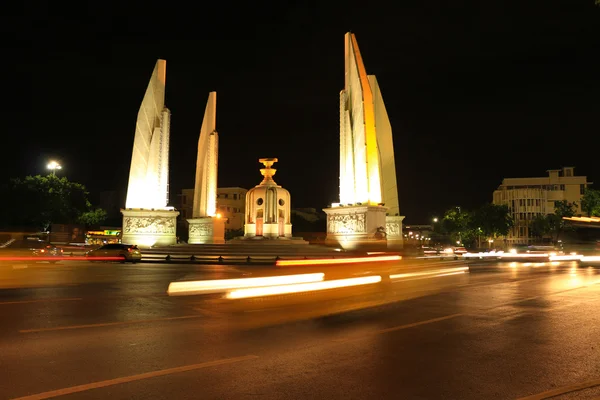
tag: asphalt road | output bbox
[1,259,600,400]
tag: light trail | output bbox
[276,255,401,267]
[167,273,325,296]
[389,266,469,281]
[0,256,125,262]
[226,275,382,299]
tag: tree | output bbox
[441,206,473,246]
[530,214,550,241]
[78,208,108,226]
[0,175,106,230]
[581,188,600,217]
[470,204,514,245]
[547,200,577,244]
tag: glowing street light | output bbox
[47,161,62,176]
[433,217,438,223]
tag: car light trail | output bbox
[276,255,401,267]
[167,273,325,296]
[0,256,125,262]
[549,254,583,261]
[225,275,382,299]
[389,266,469,281]
[581,256,600,262]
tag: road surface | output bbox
[1,259,599,399]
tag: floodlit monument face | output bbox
[324,33,404,249]
[244,158,292,239]
[125,59,170,209]
[188,92,225,244]
[121,59,179,247]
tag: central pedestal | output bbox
[323,205,388,250]
[121,208,180,247]
[187,217,225,244]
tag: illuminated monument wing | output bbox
[187,92,225,244]
[121,59,179,247]
[324,33,404,249]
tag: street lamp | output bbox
[433,217,438,223]
[47,161,62,176]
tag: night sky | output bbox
[7,1,600,223]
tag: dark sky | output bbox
[6,1,600,223]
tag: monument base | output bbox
[187,217,225,244]
[323,205,388,251]
[121,208,180,247]
[386,215,405,249]
[244,223,292,239]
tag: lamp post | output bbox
[47,161,62,176]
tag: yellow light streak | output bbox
[226,275,382,299]
[389,266,469,281]
[167,273,325,296]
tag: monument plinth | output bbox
[325,33,405,250]
[187,216,225,244]
[242,158,293,240]
[121,208,179,247]
[121,59,179,247]
[323,205,388,250]
[385,215,405,249]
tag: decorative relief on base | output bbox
[189,222,213,237]
[327,213,366,234]
[385,221,401,237]
[123,216,176,235]
[385,215,405,248]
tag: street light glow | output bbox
[47,161,62,175]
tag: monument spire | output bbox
[187,92,225,244]
[192,92,218,218]
[125,59,170,209]
[122,59,179,247]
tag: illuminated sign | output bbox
[86,230,121,236]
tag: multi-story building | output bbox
[178,187,247,232]
[492,167,592,244]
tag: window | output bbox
[227,207,230,212]
[581,184,586,195]
[233,194,238,200]
[560,185,565,191]
[224,194,229,199]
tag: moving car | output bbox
[0,238,63,262]
[85,243,142,262]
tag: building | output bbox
[179,187,247,232]
[492,167,592,244]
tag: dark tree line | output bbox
[0,175,106,230]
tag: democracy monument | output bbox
[121,59,179,246]
[121,32,404,249]
[323,32,404,249]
